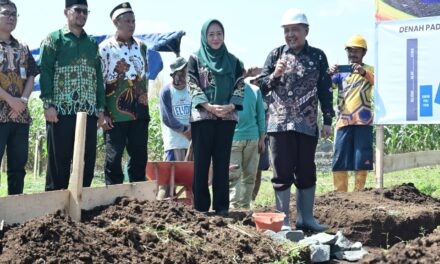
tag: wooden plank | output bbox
[375,125,384,188]
[81,181,157,210]
[384,150,440,173]
[68,112,87,221]
[0,190,69,224]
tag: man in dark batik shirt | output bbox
[258,8,334,232]
[0,0,39,195]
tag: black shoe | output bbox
[215,209,229,217]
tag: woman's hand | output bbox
[202,103,235,118]
[211,104,235,118]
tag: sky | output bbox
[11,0,376,80]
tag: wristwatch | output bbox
[43,102,54,110]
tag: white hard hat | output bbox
[281,8,309,26]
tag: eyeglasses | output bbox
[0,11,18,18]
[70,7,90,15]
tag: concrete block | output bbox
[306,232,337,245]
[278,230,305,242]
[310,244,331,262]
[264,230,288,245]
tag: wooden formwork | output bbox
[0,113,157,225]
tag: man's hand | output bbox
[321,125,332,140]
[99,113,114,131]
[44,107,59,123]
[183,129,191,140]
[328,64,339,76]
[258,135,266,154]
[273,58,287,78]
[352,63,366,76]
[245,67,262,78]
[6,97,26,115]
[8,110,19,119]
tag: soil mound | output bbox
[290,184,440,248]
[0,198,297,264]
[382,183,440,204]
[362,229,440,263]
[0,210,144,263]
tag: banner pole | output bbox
[375,125,384,188]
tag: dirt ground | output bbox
[0,197,308,264]
[0,183,439,263]
[362,228,440,263]
[308,183,440,248]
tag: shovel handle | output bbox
[184,140,193,161]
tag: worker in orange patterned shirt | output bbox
[328,34,374,192]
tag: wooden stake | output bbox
[375,125,384,189]
[68,112,87,221]
[33,133,40,179]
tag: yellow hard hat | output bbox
[345,34,367,50]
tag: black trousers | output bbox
[45,115,98,191]
[191,120,236,212]
[104,119,148,185]
[269,131,318,190]
[0,123,29,195]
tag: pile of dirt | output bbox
[288,183,440,248]
[0,210,144,263]
[0,197,308,264]
[362,228,440,263]
[382,183,440,204]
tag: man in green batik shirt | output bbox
[39,0,105,191]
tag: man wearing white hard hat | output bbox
[328,34,374,193]
[257,8,334,232]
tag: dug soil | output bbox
[362,228,440,263]
[1,183,439,263]
[305,183,440,248]
[0,197,309,264]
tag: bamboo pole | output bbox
[375,125,384,188]
[68,112,87,221]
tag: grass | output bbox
[0,172,106,196]
[1,166,440,203]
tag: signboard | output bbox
[376,0,440,21]
[375,1,440,124]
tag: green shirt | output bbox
[39,26,105,116]
[233,82,266,141]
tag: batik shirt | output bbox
[187,54,244,122]
[332,64,374,128]
[39,26,105,116]
[259,42,334,137]
[0,36,39,123]
[99,36,149,122]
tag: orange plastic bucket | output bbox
[252,212,286,232]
